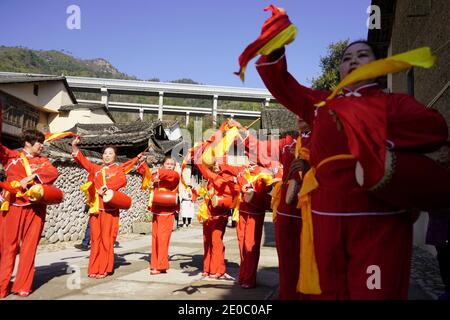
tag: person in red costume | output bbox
[233,118,312,299]
[219,159,273,289]
[71,137,142,279]
[255,35,448,299]
[196,159,240,279]
[0,130,59,298]
[137,156,180,275]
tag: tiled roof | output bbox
[45,120,182,164]
[0,74,66,84]
[70,121,156,148]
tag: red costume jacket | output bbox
[0,145,59,206]
[196,163,240,216]
[73,150,138,212]
[256,48,448,215]
[241,132,311,217]
[220,163,272,214]
[137,162,180,214]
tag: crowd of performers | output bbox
[1,5,450,300]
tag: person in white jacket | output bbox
[179,185,194,227]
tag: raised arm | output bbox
[0,144,19,165]
[240,130,293,168]
[120,153,144,174]
[196,163,238,196]
[71,137,96,173]
[256,48,329,126]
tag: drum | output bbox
[285,179,299,205]
[211,194,234,209]
[103,190,132,210]
[150,189,178,207]
[243,188,271,211]
[28,184,64,205]
[356,150,450,211]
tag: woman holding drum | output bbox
[219,160,274,289]
[234,118,312,299]
[137,156,180,275]
[0,130,61,298]
[71,137,142,279]
[196,159,240,279]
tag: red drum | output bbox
[28,184,64,205]
[211,195,234,209]
[244,188,272,211]
[103,190,132,210]
[150,189,178,207]
[356,150,450,211]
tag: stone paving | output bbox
[0,213,444,300]
[410,246,445,300]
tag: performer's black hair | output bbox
[342,40,381,60]
[20,129,45,146]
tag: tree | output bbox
[310,39,349,90]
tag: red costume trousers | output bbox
[236,211,265,287]
[274,213,302,300]
[203,215,228,276]
[0,205,46,297]
[150,213,175,271]
[311,212,414,300]
[88,210,120,275]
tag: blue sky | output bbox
[0,0,371,88]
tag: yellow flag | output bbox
[316,47,437,106]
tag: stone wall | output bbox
[42,162,149,243]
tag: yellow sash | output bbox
[295,154,355,294]
[271,136,309,222]
[80,167,108,214]
[1,152,35,211]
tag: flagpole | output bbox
[244,117,261,130]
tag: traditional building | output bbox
[0,73,113,148]
[0,72,187,243]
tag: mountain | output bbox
[0,46,136,79]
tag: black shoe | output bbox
[74,244,89,251]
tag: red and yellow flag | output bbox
[44,132,79,143]
[140,166,153,191]
[235,5,297,81]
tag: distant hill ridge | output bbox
[0,45,201,84]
